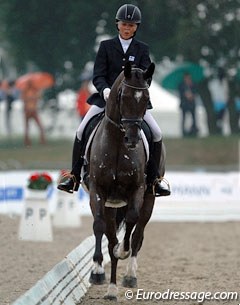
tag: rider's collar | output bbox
[118,35,132,53]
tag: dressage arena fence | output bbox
[1,170,239,221]
[12,228,125,305]
[0,170,239,304]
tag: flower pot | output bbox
[26,189,48,200]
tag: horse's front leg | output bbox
[123,192,155,288]
[89,191,106,285]
[103,207,119,300]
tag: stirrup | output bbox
[152,177,171,197]
[58,170,79,193]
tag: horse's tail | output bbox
[116,206,127,230]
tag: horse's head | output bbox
[119,61,155,149]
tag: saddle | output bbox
[81,112,105,146]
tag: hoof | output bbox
[89,271,106,285]
[113,243,131,260]
[122,276,137,288]
[103,295,117,301]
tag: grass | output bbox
[0,135,239,171]
[0,138,73,170]
[164,135,238,171]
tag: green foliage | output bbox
[0,0,240,87]
[0,0,104,76]
[172,0,240,68]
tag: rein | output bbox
[105,114,125,132]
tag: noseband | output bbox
[105,80,149,132]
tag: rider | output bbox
[58,4,170,197]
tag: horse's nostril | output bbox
[124,136,129,143]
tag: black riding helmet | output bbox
[115,4,141,24]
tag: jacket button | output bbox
[122,66,124,69]
[123,58,126,61]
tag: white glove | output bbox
[103,88,111,101]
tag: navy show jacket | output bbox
[88,36,152,107]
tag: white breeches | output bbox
[76,105,104,140]
[143,110,162,142]
[76,105,162,142]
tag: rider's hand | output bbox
[103,88,111,101]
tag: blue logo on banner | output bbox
[0,187,23,202]
[78,187,88,200]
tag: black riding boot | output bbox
[147,140,171,197]
[57,135,84,193]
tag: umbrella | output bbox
[161,62,205,90]
[16,72,54,90]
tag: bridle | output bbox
[121,80,149,90]
[105,79,149,132]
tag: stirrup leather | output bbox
[152,176,171,197]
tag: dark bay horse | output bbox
[85,62,166,300]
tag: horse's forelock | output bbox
[111,67,147,96]
[130,68,147,85]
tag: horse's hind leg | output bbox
[122,193,155,288]
[114,194,142,261]
[113,221,134,260]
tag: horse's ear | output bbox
[124,61,132,79]
[143,62,155,80]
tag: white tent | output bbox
[149,80,179,112]
[148,80,181,137]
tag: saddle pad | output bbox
[140,130,149,161]
[84,121,101,159]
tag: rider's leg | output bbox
[143,110,170,196]
[58,105,104,193]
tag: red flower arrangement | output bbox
[27,172,53,190]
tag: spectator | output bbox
[21,80,46,146]
[178,72,199,136]
[76,79,91,121]
[208,68,229,134]
[235,96,240,128]
[5,80,19,136]
[0,80,6,101]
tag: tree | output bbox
[0,1,239,134]
[165,0,240,134]
[0,0,110,79]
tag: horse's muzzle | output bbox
[124,137,139,149]
[121,118,142,149]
